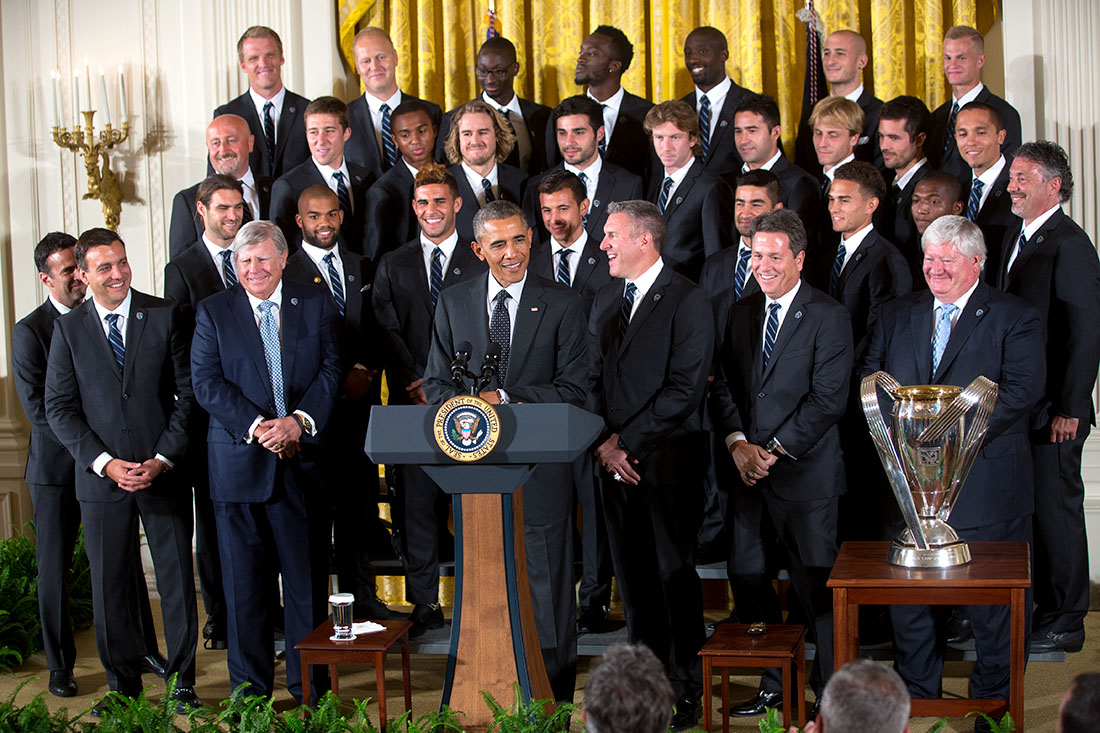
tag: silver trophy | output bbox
[861,372,999,567]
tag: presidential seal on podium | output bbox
[433,394,501,462]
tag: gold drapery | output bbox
[337,0,998,151]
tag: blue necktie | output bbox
[257,300,286,417]
[556,249,572,285]
[481,178,495,204]
[943,101,960,155]
[380,103,397,168]
[733,247,752,300]
[620,282,637,338]
[699,95,712,162]
[830,243,846,293]
[578,171,590,227]
[430,247,444,309]
[220,249,238,288]
[658,177,674,214]
[104,313,125,373]
[324,252,345,317]
[931,303,958,376]
[332,171,352,218]
[763,302,780,367]
[966,179,984,221]
[1008,231,1027,274]
[598,104,608,155]
[263,101,276,168]
[489,290,511,383]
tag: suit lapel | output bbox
[82,303,122,384]
[909,293,935,381]
[276,95,302,164]
[761,284,809,383]
[705,89,738,160]
[620,268,672,353]
[281,285,302,382]
[1008,209,1061,286]
[661,165,700,220]
[837,234,876,293]
[934,284,990,380]
[572,238,602,294]
[229,288,274,399]
[122,293,149,389]
[460,278,491,376]
[509,278,547,385]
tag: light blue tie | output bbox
[931,303,958,376]
[257,300,286,417]
[763,302,780,367]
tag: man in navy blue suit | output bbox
[191,220,341,702]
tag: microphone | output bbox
[476,342,501,393]
[451,342,472,392]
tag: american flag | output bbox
[484,1,500,40]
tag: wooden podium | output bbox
[366,403,604,731]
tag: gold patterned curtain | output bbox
[338,0,998,158]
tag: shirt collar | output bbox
[246,279,283,312]
[695,76,732,106]
[364,88,402,113]
[588,85,625,112]
[841,223,875,250]
[975,154,1007,186]
[49,294,76,314]
[824,153,856,180]
[202,232,233,259]
[301,241,339,270]
[403,159,421,178]
[564,153,602,178]
[421,230,459,257]
[249,86,285,112]
[744,148,783,173]
[483,90,522,116]
[843,84,865,103]
[461,160,498,186]
[487,271,527,306]
[627,256,664,299]
[766,278,801,310]
[313,156,350,182]
[894,158,928,189]
[664,156,696,185]
[238,167,256,188]
[953,82,984,107]
[934,277,980,312]
[1023,203,1062,240]
[92,289,133,323]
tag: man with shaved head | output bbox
[680,26,751,182]
[169,114,271,260]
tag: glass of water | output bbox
[329,593,356,641]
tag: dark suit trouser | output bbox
[190,442,226,624]
[575,452,613,611]
[80,490,198,692]
[1031,425,1090,634]
[726,483,783,627]
[29,482,81,671]
[395,464,450,605]
[601,472,705,700]
[523,464,578,703]
[215,469,316,703]
[892,515,1033,700]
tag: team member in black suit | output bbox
[436,37,549,176]
[644,101,734,282]
[213,26,309,180]
[795,30,883,171]
[589,201,713,730]
[734,93,822,241]
[862,215,1043,710]
[702,171,779,306]
[955,102,1016,274]
[565,26,654,184]
[711,210,851,719]
[190,220,341,702]
[681,27,749,183]
[809,97,862,262]
[443,99,527,243]
[363,101,439,263]
[911,172,965,239]
[346,27,442,181]
[270,97,373,253]
[876,96,933,273]
[928,25,1021,185]
[423,201,588,702]
[45,229,199,714]
[163,175,247,650]
[373,165,486,636]
[170,114,272,260]
[996,142,1100,654]
[523,95,643,245]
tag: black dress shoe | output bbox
[807,701,821,723]
[202,617,227,650]
[410,603,445,638]
[1030,627,1085,653]
[973,713,994,732]
[89,691,130,718]
[48,669,78,697]
[729,689,782,717]
[140,652,168,678]
[355,594,411,621]
[670,696,701,731]
[947,615,974,646]
[577,605,608,635]
[172,686,203,715]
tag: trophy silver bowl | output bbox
[861,372,998,567]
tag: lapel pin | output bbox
[291,298,299,305]
[719,119,728,127]
[587,257,596,265]
[289,106,296,113]
[593,199,601,207]
[794,310,803,319]
[453,267,461,275]
[975,308,985,316]
[135,312,144,320]
[653,293,661,301]
[675,197,683,205]
[313,277,322,284]
[348,274,356,282]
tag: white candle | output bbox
[50,71,59,127]
[117,66,127,121]
[99,68,111,126]
[83,59,91,110]
[73,71,80,126]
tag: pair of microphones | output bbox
[450,341,500,395]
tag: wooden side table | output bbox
[828,541,1029,730]
[295,619,413,727]
[699,623,807,732]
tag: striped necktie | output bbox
[430,247,444,308]
[481,178,495,204]
[620,282,637,337]
[830,243,846,293]
[699,95,712,162]
[733,247,752,300]
[578,171,590,227]
[220,249,238,287]
[324,252,345,317]
[763,302,780,368]
[262,101,276,168]
[332,171,352,218]
[943,101,960,155]
[556,248,572,285]
[380,103,397,168]
[658,177,674,214]
[104,313,125,373]
[966,179,984,221]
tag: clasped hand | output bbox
[256,416,302,459]
[105,458,166,492]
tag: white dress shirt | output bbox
[662,157,696,200]
[824,153,856,181]
[551,229,588,285]
[564,154,602,202]
[202,234,235,288]
[742,149,783,174]
[420,231,460,289]
[588,86,625,142]
[301,242,344,294]
[894,158,928,190]
[312,158,354,213]
[238,167,261,218]
[249,87,285,144]
[837,223,875,275]
[1006,202,1062,271]
[461,161,500,206]
[362,88,404,156]
[694,76,733,145]
[971,155,1007,213]
[624,257,664,321]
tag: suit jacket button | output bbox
[121,427,129,434]
[757,392,766,398]
[122,393,129,400]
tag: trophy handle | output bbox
[860,371,930,550]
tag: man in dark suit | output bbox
[45,229,199,714]
[442,99,527,243]
[644,100,734,282]
[436,37,549,176]
[567,26,654,183]
[928,25,1021,185]
[589,201,714,730]
[911,171,965,239]
[190,220,341,702]
[212,26,310,180]
[345,27,443,181]
[423,201,588,702]
[680,27,749,183]
[363,100,438,264]
[955,102,1016,274]
[701,170,779,310]
[523,95,643,245]
[809,97,863,262]
[270,97,373,253]
[373,164,486,636]
[170,114,272,260]
[877,96,933,255]
[996,142,1100,655]
[163,174,247,650]
[733,93,822,242]
[862,215,1043,711]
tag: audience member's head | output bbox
[815,659,910,733]
[1058,673,1100,733]
[583,644,673,733]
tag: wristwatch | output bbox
[293,412,313,436]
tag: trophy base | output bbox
[888,530,971,568]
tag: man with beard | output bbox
[876,96,934,277]
[680,26,750,182]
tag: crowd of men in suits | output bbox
[13,18,1100,733]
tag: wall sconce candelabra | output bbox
[49,62,129,231]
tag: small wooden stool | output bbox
[699,623,807,732]
[295,619,413,727]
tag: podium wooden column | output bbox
[366,404,604,731]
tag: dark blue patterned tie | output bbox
[699,95,712,162]
[380,103,397,168]
[489,290,511,383]
[430,247,444,309]
[257,300,286,416]
[1009,231,1027,274]
[332,171,352,218]
[221,249,238,287]
[830,244,846,293]
[763,302,780,367]
[620,281,637,338]
[324,252,345,317]
[578,171,590,227]
[263,101,276,167]
[104,313,125,373]
[658,177,674,214]
[733,247,752,300]
[556,249,572,285]
[943,101,959,155]
[598,103,608,155]
[481,178,495,204]
[966,179,984,221]
[238,181,255,223]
